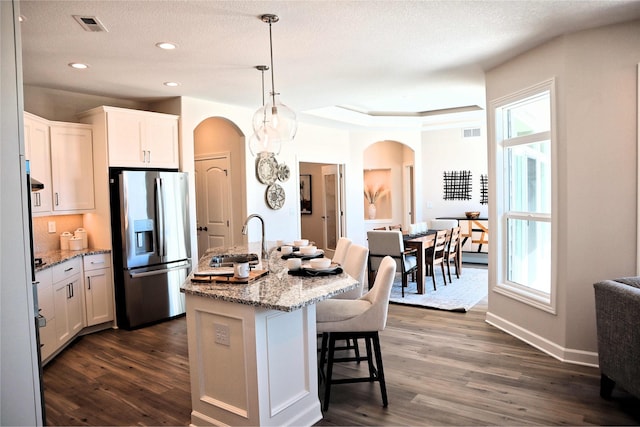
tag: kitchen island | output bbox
[181,244,358,426]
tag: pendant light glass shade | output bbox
[248,125,281,156]
[252,95,297,143]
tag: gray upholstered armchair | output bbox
[593,277,640,399]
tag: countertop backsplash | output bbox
[32,214,84,252]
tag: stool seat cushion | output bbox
[316,299,371,323]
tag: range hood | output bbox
[31,177,44,191]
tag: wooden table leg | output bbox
[416,243,424,294]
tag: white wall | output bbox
[421,126,488,221]
[485,19,640,365]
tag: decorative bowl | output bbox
[300,245,317,255]
[294,239,309,247]
[309,257,332,269]
[465,211,480,219]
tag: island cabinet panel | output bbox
[83,253,114,326]
[185,295,322,427]
[49,123,95,212]
[24,112,52,213]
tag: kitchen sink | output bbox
[209,253,259,268]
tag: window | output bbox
[491,80,556,312]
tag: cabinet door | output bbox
[24,113,53,214]
[50,124,95,211]
[35,270,57,361]
[106,110,145,166]
[85,267,114,326]
[53,274,84,346]
[145,114,179,168]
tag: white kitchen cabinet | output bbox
[35,269,56,361]
[83,253,114,326]
[24,112,53,213]
[50,123,95,212]
[82,106,179,168]
[51,258,84,348]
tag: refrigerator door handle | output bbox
[129,263,191,279]
[155,177,165,258]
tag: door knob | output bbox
[197,226,208,231]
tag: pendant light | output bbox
[249,65,281,155]
[251,14,297,146]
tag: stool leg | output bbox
[372,332,388,407]
[364,336,376,378]
[318,332,328,384]
[323,334,337,411]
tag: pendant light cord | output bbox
[268,19,277,110]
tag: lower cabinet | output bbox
[52,258,84,348]
[35,269,56,361]
[84,253,114,326]
[36,253,115,364]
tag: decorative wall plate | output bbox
[266,183,285,210]
[256,153,278,185]
[277,164,290,182]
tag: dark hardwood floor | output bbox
[43,296,640,426]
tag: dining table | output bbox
[403,229,462,294]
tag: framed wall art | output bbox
[300,174,312,214]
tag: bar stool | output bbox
[316,255,397,411]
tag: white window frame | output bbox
[489,79,558,314]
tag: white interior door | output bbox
[321,165,343,254]
[195,157,231,258]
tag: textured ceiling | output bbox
[18,0,640,127]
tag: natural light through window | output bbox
[492,81,555,312]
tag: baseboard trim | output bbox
[485,311,599,367]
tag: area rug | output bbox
[389,267,488,312]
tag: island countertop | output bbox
[180,243,359,312]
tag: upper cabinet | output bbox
[24,112,53,213]
[79,106,179,169]
[50,123,95,212]
[24,112,95,216]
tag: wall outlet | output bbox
[214,323,230,346]
[47,221,56,233]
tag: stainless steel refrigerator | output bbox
[110,169,191,329]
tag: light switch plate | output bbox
[48,221,56,233]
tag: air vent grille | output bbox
[73,15,108,32]
[463,127,481,138]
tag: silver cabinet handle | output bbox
[129,263,190,278]
[55,192,59,206]
[87,276,91,290]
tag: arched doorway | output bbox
[363,140,415,231]
[193,117,246,258]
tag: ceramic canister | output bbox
[74,228,88,249]
[60,231,73,250]
[69,236,83,251]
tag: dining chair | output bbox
[373,226,387,231]
[366,230,417,296]
[445,226,461,282]
[316,255,396,411]
[332,237,352,266]
[389,224,403,232]
[426,229,448,290]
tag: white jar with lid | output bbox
[60,231,72,250]
[74,228,88,249]
[69,236,83,251]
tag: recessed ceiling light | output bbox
[163,82,180,87]
[68,62,89,69]
[156,42,177,50]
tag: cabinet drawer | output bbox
[52,258,82,283]
[83,253,111,271]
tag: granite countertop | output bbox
[34,248,112,272]
[180,243,359,312]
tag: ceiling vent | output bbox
[73,15,108,32]
[463,127,481,138]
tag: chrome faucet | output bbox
[242,214,267,260]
